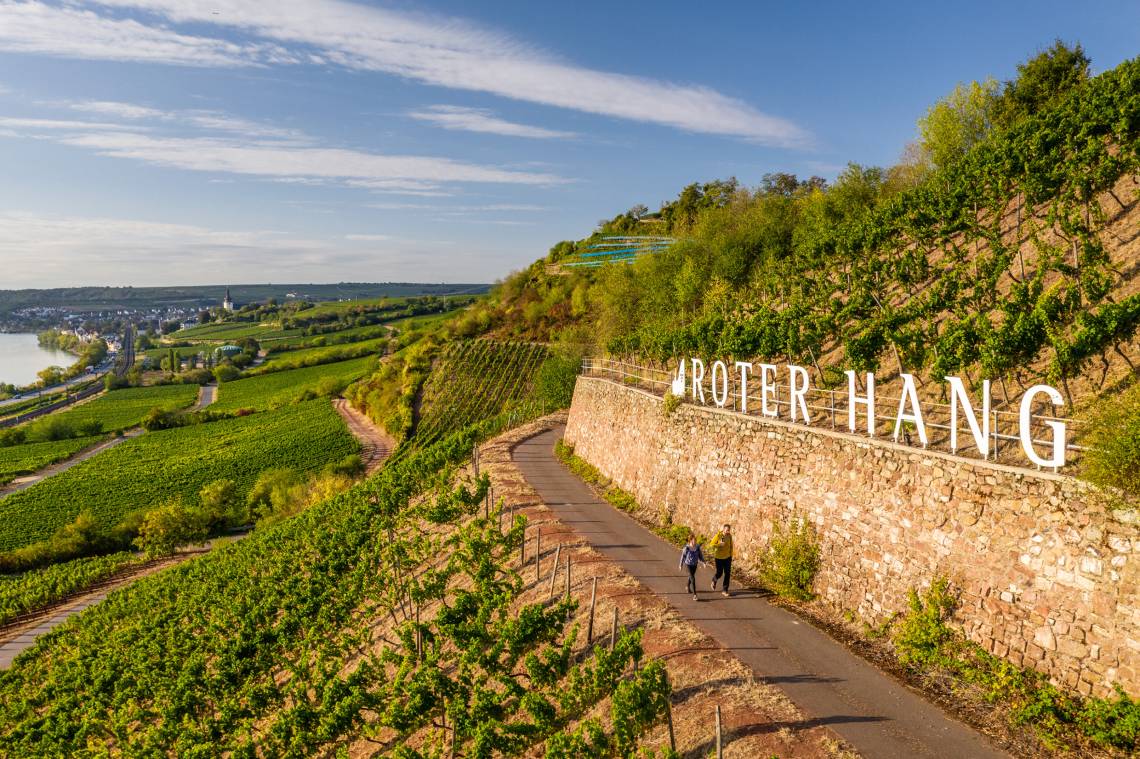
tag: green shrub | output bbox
[892,576,958,668]
[1078,684,1140,750]
[662,390,681,416]
[757,512,821,600]
[133,498,208,558]
[1082,383,1140,509]
[534,351,582,410]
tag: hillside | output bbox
[467,52,1140,421]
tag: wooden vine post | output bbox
[609,606,618,650]
[715,703,723,758]
[664,671,676,753]
[535,532,541,581]
[586,576,597,643]
[548,544,562,598]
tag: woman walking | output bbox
[709,523,734,596]
[679,533,707,601]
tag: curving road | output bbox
[512,426,1008,759]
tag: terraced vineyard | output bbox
[0,436,103,485]
[0,400,358,552]
[23,384,199,435]
[175,322,301,342]
[412,340,549,449]
[212,355,377,412]
[0,424,671,756]
[254,335,388,373]
[0,551,142,624]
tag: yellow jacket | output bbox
[709,532,733,559]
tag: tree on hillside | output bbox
[994,39,1090,126]
[917,77,1001,170]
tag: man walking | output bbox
[709,523,734,596]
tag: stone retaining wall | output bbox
[564,375,1140,698]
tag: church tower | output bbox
[223,288,234,311]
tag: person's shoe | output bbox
[693,593,699,601]
[721,591,730,597]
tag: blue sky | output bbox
[0,1,1136,288]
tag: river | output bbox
[0,333,76,387]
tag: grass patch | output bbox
[213,355,377,412]
[883,576,1140,752]
[0,400,358,553]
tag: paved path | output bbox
[0,587,117,668]
[194,383,217,410]
[513,427,1007,759]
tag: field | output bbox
[212,355,377,412]
[0,436,103,485]
[142,344,213,361]
[255,335,388,372]
[262,323,392,352]
[0,399,358,552]
[0,424,672,757]
[412,340,548,448]
[174,322,302,342]
[0,551,141,624]
[23,384,199,435]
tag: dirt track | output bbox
[334,398,394,473]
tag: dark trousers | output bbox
[713,557,732,591]
[685,564,698,594]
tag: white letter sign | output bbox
[735,361,753,413]
[788,365,811,423]
[690,358,706,403]
[946,377,990,458]
[892,373,928,446]
[1020,385,1067,468]
[759,363,779,418]
[711,360,729,408]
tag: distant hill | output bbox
[0,282,490,314]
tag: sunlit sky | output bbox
[0,0,1136,287]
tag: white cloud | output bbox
[0,210,506,287]
[408,105,575,139]
[0,115,566,189]
[67,100,165,120]
[0,2,294,67]
[54,131,565,185]
[3,0,809,144]
[344,233,390,241]
[66,99,308,141]
[368,202,547,212]
[0,116,134,130]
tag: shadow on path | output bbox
[513,425,1007,759]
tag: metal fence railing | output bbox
[581,357,1088,474]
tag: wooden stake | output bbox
[520,529,526,566]
[715,704,723,758]
[664,673,676,753]
[609,606,618,650]
[548,544,562,598]
[586,576,597,643]
[535,532,541,581]
[564,554,571,600]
